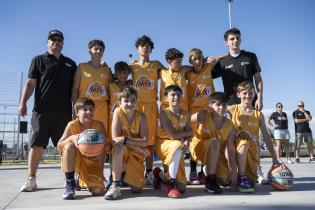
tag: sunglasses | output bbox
[49,36,63,42]
[277,106,283,108]
[298,105,304,107]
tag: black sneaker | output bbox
[205,175,222,194]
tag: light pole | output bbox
[226,0,233,29]
[2,106,7,141]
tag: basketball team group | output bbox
[18,27,313,200]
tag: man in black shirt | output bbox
[212,28,266,184]
[212,28,263,110]
[292,101,313,163]
[19,30,77,192]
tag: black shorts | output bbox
[30,111,71,149]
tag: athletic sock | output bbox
[65,172,75,180]
[169,148,182,179]
[190,159,197,173]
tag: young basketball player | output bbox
[72,39,112,135]
[106,61,132,188]
[160,48,188,111]
[229,81,279,193]
[130,35,164,184]
[187,48,217,185]
[57,97,107,199]
[154,84,192,198]
[190,92,238,193]
[104,87,149,200]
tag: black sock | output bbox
[206,174,217,181]
[65,172,75,180]
[113,181,120,187]
[190,160,197,173]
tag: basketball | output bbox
[268,164,294,191]
[77,129,105,157]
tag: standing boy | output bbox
[130,35,163,184]
[212,28,266,184]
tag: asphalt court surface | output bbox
[0,158,314,210]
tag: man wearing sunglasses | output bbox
[293,101,313,163]
[19,30,77,192]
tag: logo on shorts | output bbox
[135,75,154,91]
[86,81,107,99]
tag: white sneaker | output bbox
[287,159,294,164]
[145,171,154,185]
[257,167,268,185]
[20,177,37,192]
[104,185,121,200]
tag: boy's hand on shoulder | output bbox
[130,59,138,65]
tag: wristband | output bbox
[123,136,128,144]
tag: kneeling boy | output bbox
[229,81,279,193]
[104,87,148,200]
[190,92,238,193]
[57,97,107,199]
[155,85,192,198]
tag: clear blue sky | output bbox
[0,0,314,140]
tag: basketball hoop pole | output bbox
[226,0,233,29]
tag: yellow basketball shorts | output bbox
[137,102,158,146]
[236,138,259,183]
[155,139,186,185]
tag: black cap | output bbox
[48,30,64,40]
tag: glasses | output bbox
[298,105,304,107]
[277,106,283,108]
[49,36,63,42]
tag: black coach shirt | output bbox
[293,110,312,133]
[212,50,261,105]
[28,52,77,113]
[269,112,288,130]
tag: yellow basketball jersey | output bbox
[160,69,188,110]
[117,107,142,138]
[78,63,111,101]
[68,119,103,134]
[131,61,159,103]
[230,104,261,140]
[187,63,215,111]
[194,111,234,143]
[159,108,188,140]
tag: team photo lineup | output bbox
[18,27,313,200]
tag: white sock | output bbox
[169,148,182,179]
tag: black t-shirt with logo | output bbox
[269,112,288,130]
[212,50,261,105]
[292,110,312,133]
[28,52,77,113]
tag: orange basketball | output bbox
[268,164,294,191]
[77,129,105,157]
